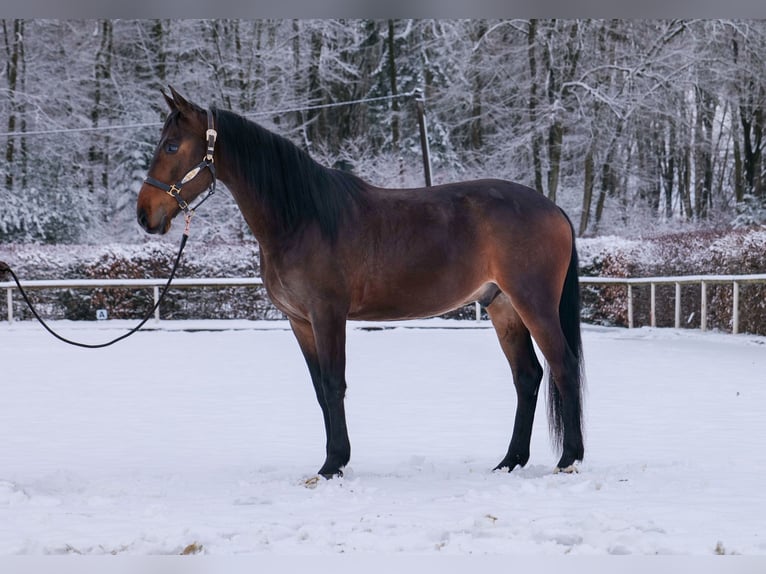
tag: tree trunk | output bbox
[90,20,113,196]
[18,19,27,191]
[547,121,562,204]
[526,20,544,195]
[542,20,581,204]
[579,143,595,236]
[732,114,745,204]
[3,19,23,191]
[387,20,400,156]
[756,106,765,199]
[662,122,676,219]
[306,27,324,150]
[152,20,165,86]
[468,20,487,155]
[291,20,309,148]
[681,142,693,219]
[694,86,716,218]
[594,123,623,228]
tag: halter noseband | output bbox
[143,109,218,217]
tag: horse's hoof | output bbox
[302,467,342,488]
[317,467,344,480]
[553,464,579,474]
[493,453,526,473]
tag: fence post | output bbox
[650,283,656,327]
[732,281,739,335]
[700,281,707,332]
[6,287,12,324]
[627,284,634,328]
[674,282,681,329]
[153,286,160,322]
[414,88,433,187]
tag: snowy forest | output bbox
[1,18,766,244]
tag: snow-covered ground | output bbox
[1,319,765,556]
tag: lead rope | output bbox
[0,213,192,349]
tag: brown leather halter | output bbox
[143,108,218,217]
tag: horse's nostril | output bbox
[137,208,167,235]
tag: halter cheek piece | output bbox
[143,109,218,220]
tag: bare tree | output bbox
[3,19,766,243]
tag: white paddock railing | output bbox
[1,277,263,324]
[580,274,766,334]
[3,274,766,333]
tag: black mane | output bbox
[213,107,368,240]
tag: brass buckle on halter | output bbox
[166,184,189,211]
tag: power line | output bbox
[247,90,419,119]
[0,121,163,138]
[0,91,419,138]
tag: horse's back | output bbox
[372,178,564,223]
[368,178,572,262]
[343,178,573,320]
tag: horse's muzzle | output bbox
[137,207,169,235]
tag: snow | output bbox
[1,318,766,557]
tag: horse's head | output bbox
[136,87,217,235]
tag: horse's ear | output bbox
[162,88,176,112]
[168,85,204,118]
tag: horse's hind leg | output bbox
[486,292,544,472]
[526,316,584,472]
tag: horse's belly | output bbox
[347,281,495,321]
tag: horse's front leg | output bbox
[289,318,331,457]
[289,313,350,478]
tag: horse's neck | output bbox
[215,152,288,254]
[223,180,270,244]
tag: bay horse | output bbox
[137,88,585,478]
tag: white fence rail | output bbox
[1,277,263,324]
[580,274,766,334]
[3,274,766,333]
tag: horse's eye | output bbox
[165,142,179,154]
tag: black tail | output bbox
[547,220,585,457]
